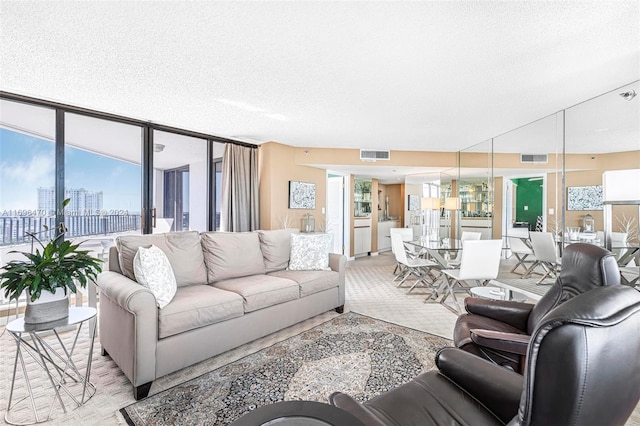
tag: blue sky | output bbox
[0,128,141,213]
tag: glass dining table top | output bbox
[407,238,464,251]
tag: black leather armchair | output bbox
[454,243,620,372]
[330,285,640,426]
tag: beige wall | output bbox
[259,142,327,230]
[381,183,404,224]
[259,142,638,243]
[292,148,456,169]
[563,150,640,233]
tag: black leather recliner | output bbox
[330,285,640,426]
[454,243,620,372]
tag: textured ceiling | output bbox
[1,1,638,155]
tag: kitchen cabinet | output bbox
[377,220,400,252]
[354,179,373,218]
[354,219,372,256]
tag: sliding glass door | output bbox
[152,131,208,233]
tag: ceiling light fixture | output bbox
[153,143,165,153]
[619,90,637,101]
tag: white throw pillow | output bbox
[288,233,332,271]
[133,245,177,309]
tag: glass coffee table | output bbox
[229,401,364,426]
[470,286,528,302]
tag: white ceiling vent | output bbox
[360,149,390,162]
[520,154,548,164]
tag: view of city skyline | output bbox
[0,127,141,214]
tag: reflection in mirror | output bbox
[458,139,493,240]
[439,169,457,240]
[492,112,564,254]
[410,172,441,241]
[565,81,639,267]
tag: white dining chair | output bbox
[619,265,639,286]
[436,239,503,314]
[611,232,630,265]
[446,231,482,267]
[390,228,414,277]
[507,235,535,276]
[527,231,562,284]
[391,233,439,294]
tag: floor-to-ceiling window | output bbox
[152,131,208,233]
[0,99,56,307]
[0,92,257,313]
[63,113,143,264]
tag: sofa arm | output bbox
[329,253,347,306]
[97,271,158,389]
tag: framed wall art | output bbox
[408,194,420,211]
[288,181,316,209]
[567,185,603,211]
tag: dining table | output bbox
[406,238,465,268]
[405,238,467,305]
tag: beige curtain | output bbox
[220,144,259,232]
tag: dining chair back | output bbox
[528,231,561,283]
[461,231,482,241]
[457,239,503,281]
[391,232,439,293]
[508,235,534,275]
[436,239,503,313]
[448,231,482,264]
[390,227,413,251]
[611,232,630,264]
[391,232,411,265]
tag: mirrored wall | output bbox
[450,79,638,267]
[457,139,493,240]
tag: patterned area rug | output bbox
[120,312,451,425]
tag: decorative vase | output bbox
[24,288,70,324]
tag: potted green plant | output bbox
[0,199,103,324]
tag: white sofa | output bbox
[98,229,346,399]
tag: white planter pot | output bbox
[24,288,70,324]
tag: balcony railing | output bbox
[1,214,141,246]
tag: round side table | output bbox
[5,307,97,425]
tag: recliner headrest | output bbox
[558,243,620,298]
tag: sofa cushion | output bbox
[288,233,333,271]
[201,232,266,282]
[257,228,299,273]
[133,245,177,309]
[268,269,339,297]
[214,275,299,313]
[116,231,207,287]
[158,285,244,339]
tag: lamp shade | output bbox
[444,197,461,210]
[603,170,640,204]
[421,197,440,210]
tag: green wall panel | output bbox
[513,178,543,229]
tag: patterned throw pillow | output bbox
[133,245,177,309]
[288,233,333,271]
